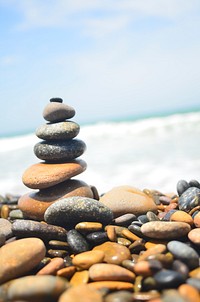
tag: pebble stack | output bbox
[0,100,200,301]
[18,98,97,221]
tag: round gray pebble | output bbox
[43,102,75,122]
[154,269,185,289]
[44,196,113,228]
[36,121,80,141]
[0,218,13,239]
[34,139,86,162]
[67,229,89,254]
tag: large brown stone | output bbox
[18,179,94,221]
[100,186,157,218]
[22,159,87,189]
[0,238,46,284]
[59,284,103,302]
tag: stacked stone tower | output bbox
[18,98,96,221]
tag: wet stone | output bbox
[0,238,46,284]
[141,221,191,239]
[0,218,13,239]
[154,269,185,289]
[43,101,75,122]
[34,139,86,162]
[48,240,69,250]
[167,240,199,269]
[48,249,68,258]
[178,187,200,212]
[44,196,113,228]
[72,250,105,270]
[12,219,67,241]
[117,237,131,246]
[86,231,108,244]
[177,180,190,196]
[93,242,131,265]
[36,121,80,141]
[67,229,89,254]
[128,224,143,237]
[7,275,68,302]
[75,222,103,233]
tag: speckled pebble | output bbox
[178,187,200,212]
[0,218,13,239]
[43,101,75,122]
[67,229,89,254]
[36,121,80,140]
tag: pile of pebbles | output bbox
[0,101,200,301]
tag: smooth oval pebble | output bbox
[34,139,86,162]
[170,210,194,226]
[104,290,134,302]
[194,212,200,227]
[0,238,46,284]
[188,228,200,245]
[154,269,185,289]
[89,263,135,282]
[177,180,190,196]
[72,250,105,270]
[67,229,89,254]
[44,196,113,228]
[36,121,80,140]
[141,221,191,239]
[37,258,65,275]
[58,284,103,302]
[100,186,157,218]
[12,219,67,241]
[178,283,200,302]
[43,102,75,122]
[22,159,86,189]
[0,218,13,239]
[178,187,200,212]
[7,275,68,301]
[93,242,131,265]
[167,240,199,269]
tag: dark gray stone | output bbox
[114,213,137,226]
[86,231,108,244]
[178,187,200,212]
[36,121,80,141]
[43,102,75,122]
[44,196,113,228]
[67,229,89,254]
[12,219,67,241]
[154,269,185,289]
[167,240,199,269]
[189,179,200,188]
[50,97,63,103]
[177,180,190,196]
[34,139,86,162]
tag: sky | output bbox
[0,0,200,136]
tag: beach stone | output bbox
[0,238,46,284]
[67,229,89,254]
[177,180,190,196]
[154,269,185,289]
[59,284,103,302]
[170,210,194,226]
[22,159,87,189]
[172,260,189,279]
[75,222,103,232]
[186,278,200,291]
[36,121,80,140]
[189,179,200,188]
[104,290,134,302]
[93,242,131,265]
[138,244,166,261]
[178,187,200,212]
[7,275,68,302]
[189,267,200,278]
[113,213,137,226]
[48,240,69,250]
[100,186,157,218]
[50,97,63,103]
[12,219,67,241]
[133,260,162,277]
[86,231,108,244]
[43,102,75,122]
[89,263,135,282]
[88,281,134,291]
[0,218,13,239]
[44,196,113,228]
[161,289,188,302]
[70,270,89,286]
[141,221,191,239]
[9,209,24,219]
[34,139,86,162]
[178,284,200,302]
[188,228,200,245]
[37,257,65,275]
[0,234,5,247]
[57,266,76,279]
[18,179,94,221]
[48,249,68,258]
[194,211,200,227]
[72,250,105,270]
[167,241,199,269]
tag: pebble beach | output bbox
[0,98,200,302]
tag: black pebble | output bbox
[67,229,89,254]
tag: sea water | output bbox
[0,110,200,196]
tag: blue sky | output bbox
[0,0,200,136]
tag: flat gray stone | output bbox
[34,139,86,162]
[36,121,80,140]
[44,196,113,228]
[0,218,13,239]
[43,102,75,122]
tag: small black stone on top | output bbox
[49,97,63,103]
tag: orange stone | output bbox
[75,222,103,232]
[57,266,76,279]
[93,242,131,265]
[70,270,89,286]
[178,284,200,302]
[37,257,65,275]
[189,267,200,278]
[89,263,135,282]
[138,244,166,261]
[18,179,94,221]
[100,186,157,218]
[22,159,87,189]
[194,212,200,227]
[188,228,200,245]
[88,281,134,291]
[72,250,105,270]
[170,210,193,226]
[59,284,103,302]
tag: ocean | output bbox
[0,109,200,196]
